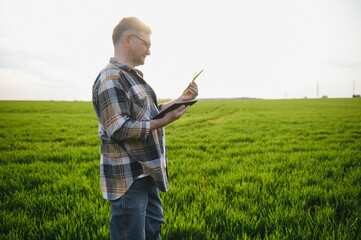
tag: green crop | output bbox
[1,99,360,239]
[192,69,204,82]
[183,69,203,94]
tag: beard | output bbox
[132,55,145,66]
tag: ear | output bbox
[123,34,131,45]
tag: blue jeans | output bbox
[109,176,164,240]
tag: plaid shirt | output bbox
[92,58,168,200]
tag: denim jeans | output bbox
[109,176,164,240]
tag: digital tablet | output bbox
[152,100,198,119]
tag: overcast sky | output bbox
[0,0,360,100]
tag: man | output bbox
[92,16,199,240]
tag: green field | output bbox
[0,99,360,239]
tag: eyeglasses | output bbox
[130,34,151,49]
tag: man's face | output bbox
[129,33,151,66]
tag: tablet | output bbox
[152,100,198,119]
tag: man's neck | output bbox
[113,47,136,68]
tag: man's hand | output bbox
[164,105,189,121]
[150,79,199,131]
[150,105,189,131]
[180,82,199,102]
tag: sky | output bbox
[0,0,361,101]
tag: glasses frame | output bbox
[130,34,151,49]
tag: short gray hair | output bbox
[112,16,152,46]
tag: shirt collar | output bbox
[109,58,144,77]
